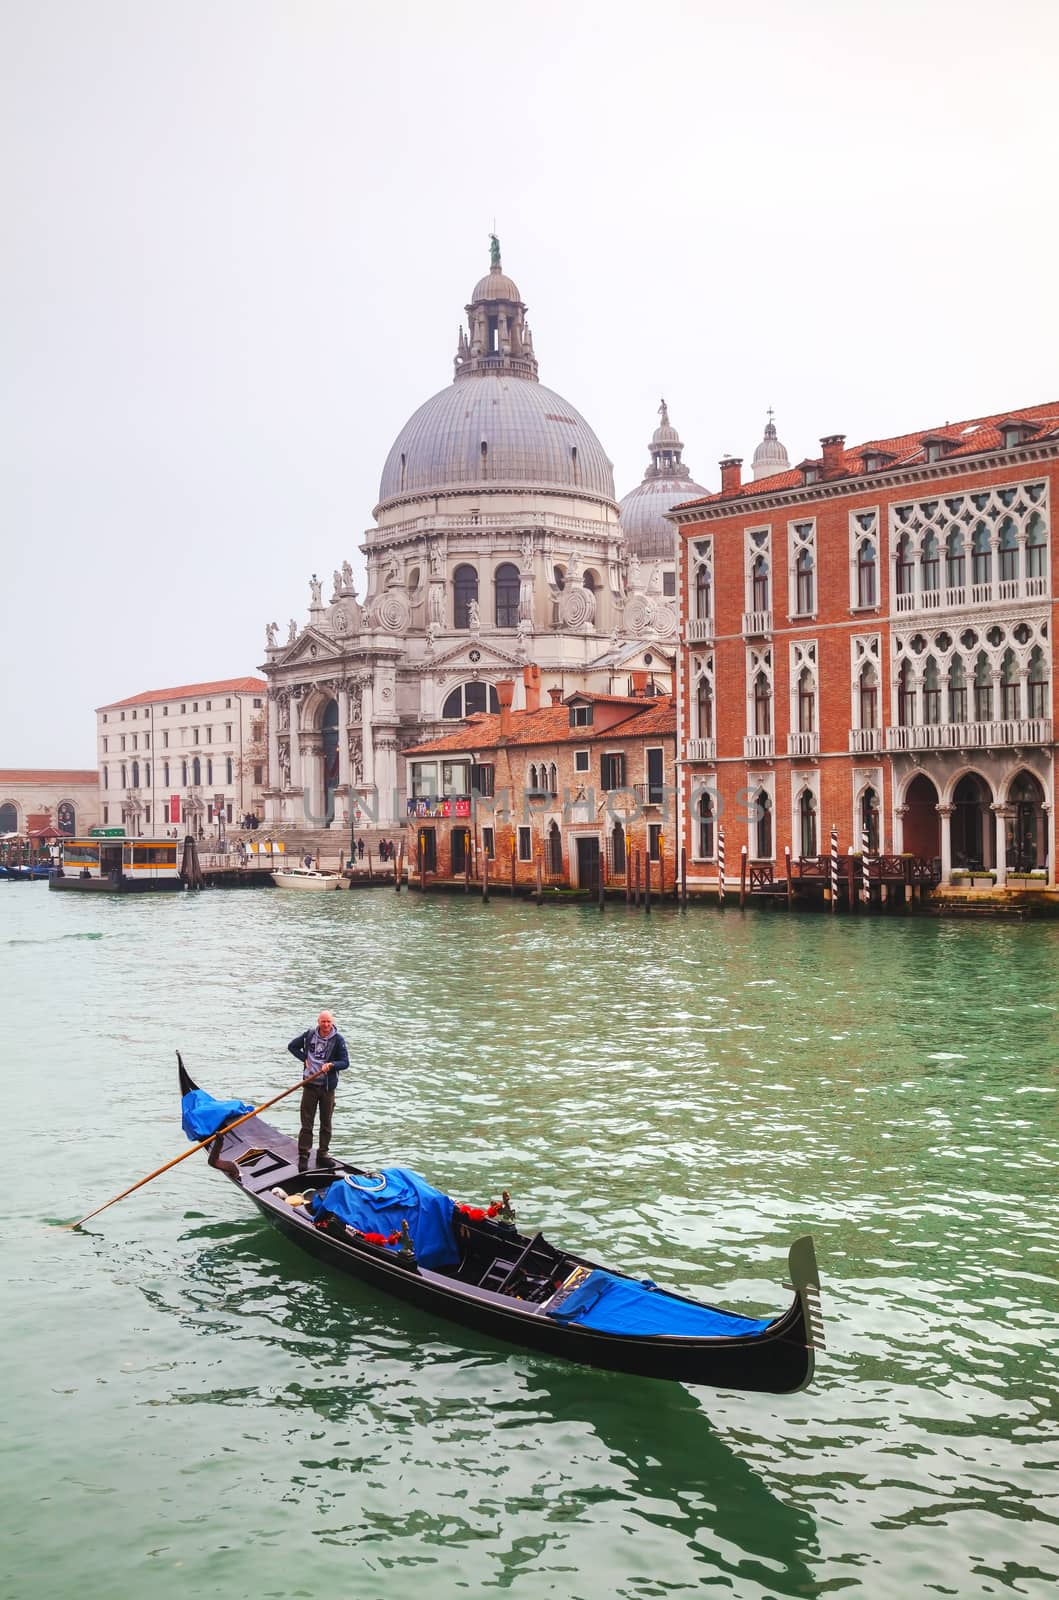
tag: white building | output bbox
[96,677,268,835]
[261,241,678,831]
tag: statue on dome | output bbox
[489,232,501,271]
[265,621,278,650]
[342,559,354,590]
[309,573,323,606]
[658,397,670,426]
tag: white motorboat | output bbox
[271,868,341,892]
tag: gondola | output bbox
[178,1056,825,1393]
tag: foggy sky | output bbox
[3,0,1057,765]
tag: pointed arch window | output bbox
[1028,647,1048,719]
[857,539,877,608]
[756,791,772,859]
[752,554,769,612]
[494,562,520,628]
[610,819,626,876]
[453,564,479,629]
[897,660,916,726]
[922,658,941,725]
[945,528,965,590]
[1000,650,1020,720]
[921,532,940,593]
[896,534,915,597]
[548,819,563,876]
[795,548,814,616]
[973,653,993,722]
[998,518,1019,584]
[696,676,713,739]
[948,655,967,723]
[861,786,880,853]
[753,671,772,736]
[695,560,712,620]
[697,790,715,860]
[859,662,879,729]
[797,667,816,733]
[798,789,817,858]
[972,523,991,587]
[1026,512,1047,580]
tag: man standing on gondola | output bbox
[288,1010,349,1172]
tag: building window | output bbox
[895,534,915,597]
[857,540,877,607]
[226,756,234,784]
[797,667,815,732]
[1000,650,1020,719]
[145,805,151,825]
[1028,649,1048,717]
[453,564,479,629]
[253,698,262,709]
[972,523,991,587]
[482,827,495,859]
[103,766,109,789]
[861,787,880,852]
[570,703,593,727]
[205,727,211,744]
[752,554,769,611]
[696,790,714,859]
[648,823,662,862]
[998,520,1018,584]
[494,562,520,628]
[695,559,712,620]
[548,820,563,875]
[921,533,940,594]
[795,549,814,615]
[753,671,771,736]
[182,759,188,785]
[253,764,263,784]
[600,752,625,791]
[102,736,108,753]
[205,758,213,786]
[755,791,772,858]
[131,760,140,788]
[120,735,126,751]
[922,658,941,724]
[696,676,713,739]
[206,701,212,711]
[193,702,199,712]
[162,706,168,716]
[574,749,589,773]
[1026,513,1047,579]
[192,756,201,785]
[859,664,878,728]
[898,661,916,726]
[948,656,967,723]
[662,571,676,597]
[946,530,965,590]
[162,731,168,748]
[103,805,109,824]
[973,654,993,722]
[789,520,816,616]
[471,762,495,797]
[799,790,817,858]
[225,724,232,741]
[121,764,127,788]
[441,682,501,719]
[517,826,532,862]
[610,819,626,876]
[163,762,170,786]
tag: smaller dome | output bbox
[752,409,791,480]
[470,270,523,304]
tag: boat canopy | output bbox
[546,1270,774,1339]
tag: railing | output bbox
[633,784,666,808]
[686,617,714,643]
[743,733,775,759]
[741,609,773,636]
[849,727,881,753]
[893,576,1050,614]
[885,717,1052,751]
[376,509,614,540]
[685,737,716,762]
[787,731,819,756]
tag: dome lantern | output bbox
[752,407,792,480]
[454,235,538,383]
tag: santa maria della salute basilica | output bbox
[260,240,786,830]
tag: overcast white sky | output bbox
[3,0,1057,765]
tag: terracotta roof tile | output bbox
[0,769,98,785]
[98,677,267,710]
[675,399,1059,509]
[403,697,675,756]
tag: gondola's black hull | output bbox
[178,1057,823,1393]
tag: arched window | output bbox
[131,760,140,788]
[860,786,880,853]
[0,802,17,833]
[973,652,993,722]
[998,518,1018,584]
[797,667,815,733]
[57,801,75,835]
[921,532,940,594]
[103,767,109,790]
[696,676,713,739]
[163,761,170,787]
[971,522,991,587]
[494,562,520,628]
[1008,770,1046,872]
[945,528,965,591]
[192,756,201,786]
[753,671,771,736]
[549,763,557,795]
[898,660,916,726]
[582,569,599,594]
[859,662,878,729]
[695,562,711,620]
[553,564,566,591]
[1026,512,1047,580]
[527,764,539,792]
[697,790,714,860]
[121,763,127,789]
[144,762,151,786]
[453,564,478,629]
[948,655,967,722]
[1000,649,1020,720]
[206,758,213,786]
[922,658,941,725]
[182,759,189,786]
[751,554,769,612]
[756,791,772,859]
[798,789,817,858]
[895,534,915,597]
[1028,646,1048,719]
[857,540,876,608]
[441,682,502,720]
[548,820,564,876]
[226,756,234,785]
[795,548,814,615]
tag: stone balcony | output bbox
[849,727,882,754]
[741,610,773,637]
[893,574,1048,616]
[885,717,1053,752]
[743,734,775,759]
[787,731,819,757]
[686,737,716,762]
[685,616,714,644]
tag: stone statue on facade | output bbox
[627,551,643,592]
[348,731,364,785]
[467,595,481,630]
[287,618,298,644]
[428,541,442,576]
[489,232,501,270]
[520,532,534,569]
[265,620,278,650]
[429,583,445,626]
[646,561,663,595]
[310,573,323,606]
[332,569,342,602]
[384,552,401,587]
[342,559,354,590]
[279,746,291,789]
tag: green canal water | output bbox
[1,885,1057,1600]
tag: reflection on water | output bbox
[3,886,1058,1599]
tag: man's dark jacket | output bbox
[287,1029,349,1094]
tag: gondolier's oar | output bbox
[68,1061,331,1230]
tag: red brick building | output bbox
[671,402,1059,892]
[403,669,677,893]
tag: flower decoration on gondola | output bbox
[456,1189,517,1224]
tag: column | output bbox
[290,696,302,792]
[992,804,1009,889]
[937,804,954,883]
[361,679,375,788]
[337,685,351,788]
[268,697,280,787]
[373,731,398,825]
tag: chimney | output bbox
[523,663,541,713]
[820,434,846,480]
[630,670,648,695]
[496,677,515,736]
[719,456,742,496]
[547,686,564,706]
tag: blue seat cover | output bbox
[310,1166,459,1268]
[546,1270,773,1338]
[181,1089,254,1141]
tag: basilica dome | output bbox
[619,401,708,560]
[375,243,616,515]
[377,375,616,509]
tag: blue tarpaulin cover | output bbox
[310,1167,459,1268]
[181,1090,254,1142]
[546,1270,774,1339]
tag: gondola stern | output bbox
[784,1234,825,1390]
[176,1049,199,1098]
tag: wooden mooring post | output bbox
[367,850,373,884]
[510,838,516,896]
[598,857,605,912]
[465,849,471,894]
[644,850,652,914]
[535,851,542,905]
[847,846,856,911]
[395,845,403,892]
[739,845,747,909]
[634,851,641,907]
[785,845,793,909]
[481,851,490,903]
[680,845,687,907]
[717,826,725,908]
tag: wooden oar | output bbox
[68,1060,331,1230]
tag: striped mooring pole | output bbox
[829,824,839,911]
[717,825,725,906]
[862,821,872,902]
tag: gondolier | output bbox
[288,1010,349,1171]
